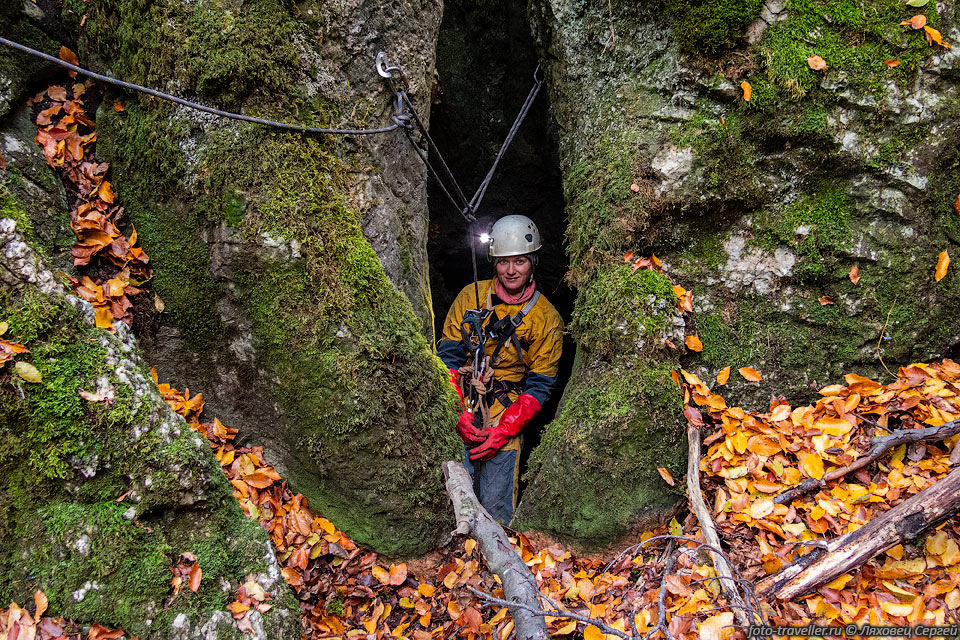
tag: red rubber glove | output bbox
[456,410,487,445]
[449,368,487,445]
[469,393,541,461]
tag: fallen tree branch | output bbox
[644,554,677,640]
[443,461,548,640]
[774,417,960,505]
[686,424,751,627]
[757,465,960,600]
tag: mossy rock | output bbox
[515,355,685,547]
[72,0,459,555]
[0,229,300,638]
[518,258,686,547]
[524,0,960,549]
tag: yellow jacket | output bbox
[437,279,563,417]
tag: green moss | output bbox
[670,109,761,200]
[564,133,660,285]
[667,0,765,56]
[0,283,298,635]
[695,311,761,369]
[85,0,300,109]
[223,190,246,227]
[756,0,939,103]
[0,290,110,479]
[694,235,726,269]
[516,358,684,547]
[0,185,34,241]
[570,265,676,355]
[753,185,852,282]
[96,101,223,354]
[867,123,930,169]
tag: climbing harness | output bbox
[1,37,547,427]
[455,289,541,430]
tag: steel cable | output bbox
[0,37,401,136]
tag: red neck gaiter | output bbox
[494,278,536,305]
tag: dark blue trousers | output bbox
[463,445,518,524]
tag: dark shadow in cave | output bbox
[426,0,574,499]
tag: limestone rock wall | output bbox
[0,218,301,638]
[1,0,461,556]
[518,0,960,547]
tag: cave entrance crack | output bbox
[425,0,574,509]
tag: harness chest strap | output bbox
[485,287,541,361]
[483,288,541,409]
[456,286,542,420]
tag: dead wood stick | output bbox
[774,417,960,505]
[757,464,960,600]
[443,461,548,640]
[686,424,751,627]
[645,554,678,640]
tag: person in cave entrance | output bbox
[437,214,564,524]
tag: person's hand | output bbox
[467,427,510,461]
[456,410,487,445]
[468,394,540,461]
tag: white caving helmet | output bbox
[488,214,542,261]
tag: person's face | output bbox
[495,255,533,295]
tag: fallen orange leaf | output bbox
[59,46,79,78]
[94,306,114,330]
[741,81,752,102]
[685,334,703,352]
[807,55,826,71]
[819,296,834,305]
[33,590,48,621]
[716,366,730,385]
[388,562,408,586]
[188,561,202,592]
[47,85,67,101]
[883,59,901,67]
[657,467,675,486]
[924,25,950,48]
[801,453,825,479]
[584,625,604,640]
[900,14,927,29]
[372,565,390,584]
[936,251,950,281]
[699,612,733,640]
[98,180,115,204]
[739,366,762,382]
[849,265,861,284]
